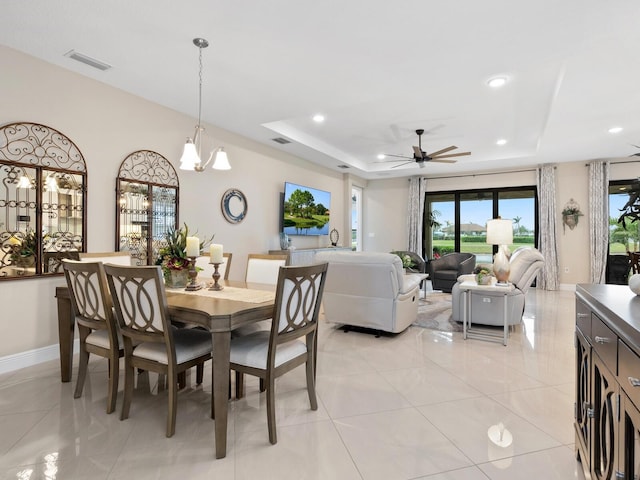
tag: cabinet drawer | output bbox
[619,340,640,408]
[575,299,591,338]
[592,314,617,374]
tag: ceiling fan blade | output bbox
[428,145,457,157]
[432,151,471,159]
[390,161,413,168]
[382,153,413,159]
[412,146,423,158]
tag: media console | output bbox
[574,284,640,479]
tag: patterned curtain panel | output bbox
[407,177,427,254]
[536,165,559,290]
[588,161,610,283]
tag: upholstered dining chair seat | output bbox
[84,329,122,349]
[133,328,213,364]
[230,331,307,369]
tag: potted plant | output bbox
[562,199,583,232]
[156,224,212,287]
[474,265,494,285]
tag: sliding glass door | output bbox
[425,187,537,262]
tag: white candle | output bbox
[186,236,199,257]
[210,244,223,263]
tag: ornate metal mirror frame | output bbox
[0,122,87,279]
[116,150,179,266]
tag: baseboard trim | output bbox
[0,340,78,375]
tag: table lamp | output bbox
[486,217,513,284]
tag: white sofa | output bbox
[315,251,421,334]
[451,247,545,326]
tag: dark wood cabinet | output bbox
[575,284,640,480]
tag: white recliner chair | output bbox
[451,247,545,326]
[315,251,421,334]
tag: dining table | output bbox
[55,278,276,459]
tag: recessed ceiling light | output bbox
[312,114,325,123]
[608,126,623,134]
[377,154,386,160]
[496,139,507,146]
[487,76,508,88]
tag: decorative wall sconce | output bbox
[562,198,583,233]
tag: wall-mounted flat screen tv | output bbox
[282,182,331,236]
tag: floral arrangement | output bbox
[156,223,213,282]
[9,229,37,260]
[473,265,494,285]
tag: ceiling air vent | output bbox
[337,165,350,169]
[271,137,291,145]
[64,50,112,71]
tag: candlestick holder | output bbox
[209,262,224,291]
[185,256,203,291]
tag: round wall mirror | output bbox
[221,188,247,224]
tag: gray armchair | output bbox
[428,252,476,292]
[451,247,545,326]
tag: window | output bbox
[0,123,87,279]
[425,187,537,262]
[609,180,639,254]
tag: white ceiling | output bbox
[2,0,640,179]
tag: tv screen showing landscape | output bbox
[282,182,331,236]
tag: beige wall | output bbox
[0,46,346,358]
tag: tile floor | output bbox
[0,287,587,480]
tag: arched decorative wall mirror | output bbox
[116,150,179,266]
[0,122,87,279]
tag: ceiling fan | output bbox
[380,129,471,168]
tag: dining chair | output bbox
[245,253,288,285]
[104,264,213,437]
[79,251,132,266]
[196,252,232,281]
[230,262,328,444]
[62,260,122,414]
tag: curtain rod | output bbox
[585,158,640,166]
[416,167,540,181]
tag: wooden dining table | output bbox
[55,279,275,459]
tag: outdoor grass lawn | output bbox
[433,240,535,254]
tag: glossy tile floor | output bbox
[0,287,587,480]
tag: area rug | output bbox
[413,292,463,332]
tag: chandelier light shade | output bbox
[179,37,231,172]
[486,217,513,284]
[17,175,33,189]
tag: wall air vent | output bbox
[64,50,112,71]
[271,137,291,145]
[337,165,350,169]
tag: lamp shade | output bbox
[179,140,200,171]
[212,148,231,170]
[486,218,513,245]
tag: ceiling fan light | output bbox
[179,139,200,171]
[212,147,231,170]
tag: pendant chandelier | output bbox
[179,38,231,172]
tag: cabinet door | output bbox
[576,330,592,464]
[593,353,619,480]
[621,393,640,480]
